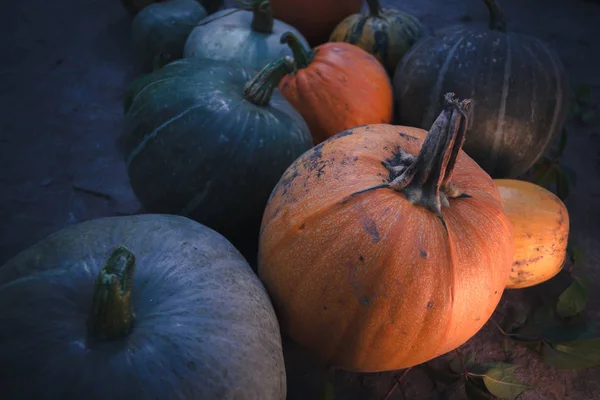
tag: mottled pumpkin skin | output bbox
[123,58,312,266]
[394,25,570,178]
[329,7,428,75]
[131,0,207,70]
[258,124,514,372]
[184,8,309,71]
[496,179,569,289]
[279,42,394,144]
[0,214,286,399]
[270,0,363,46]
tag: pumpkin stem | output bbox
[243,56,296,106]
[366,0,383,17]
[250,0,274,34]
[482,0,507,32]
[280,32,314,69]
[388,93,472,226]
[87,245,136,341]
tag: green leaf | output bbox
[320,381,336,400]
[531,305,557,329]
[575,84,591,100]
[556,276,590,318]
[482,367,532,399]
[532,160,558,189]
[570,102,581,118]
[569,246,587,266]
[581,108,599,123]
[426,365,461,384]
[555,167,571,200]
[542,339,600,370]
[450,352,475,374]
[557,127,569,157]
[465,379,491,400]
[542,318,597,342]
[561,164,578,188]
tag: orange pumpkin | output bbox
[495,179,570,289]
[269,0,363,46]
[258,94,514,372]
[278,32,393,145]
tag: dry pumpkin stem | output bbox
[280,31,315,69]
[249,0,274,34]
[482,0,507,32]
[350,93,472,227]
[243,56,296,106]
[87,245,136,341]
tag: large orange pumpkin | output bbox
[495,179,570,289]
[278,32,393,145]
[269,0,363,46]
[258,94,514,372]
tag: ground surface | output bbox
[1,0,599,398]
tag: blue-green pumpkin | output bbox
[131,0,207,70]
[0,214,286,399]
[122,57,313,267]
[183,0,309,71]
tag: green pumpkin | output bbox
[0,214,286,399]
[131,0,207,70]
[122,57,313,267]
[183,0,309,70]
[329,0,428,75]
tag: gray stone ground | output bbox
[1,0,599,398]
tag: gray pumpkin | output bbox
[393,0,570,178]
[0,214,286,400]
[132,0,207,70]
[183,0,309,71]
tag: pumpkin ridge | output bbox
[488,35,512,169]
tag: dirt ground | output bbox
[1,0,599,399]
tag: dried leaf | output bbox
[482,367,532,399]
[542,339,600,370]
[557,276,590,318]
[465,379,491,400]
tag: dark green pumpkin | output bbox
[131,0,207,70]
[183,0,309,71]
[0,214,286,399]
[329,0,428,75]
[122,57,313,266]
[393,0,570,178]
[122,0,224,16]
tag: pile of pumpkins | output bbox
[0,0,572,398]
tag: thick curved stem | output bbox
[243,56,296,106]
[250,0,274,33]
[481,0,507,32]
[366,0,382,17]
[87,245,136,341]
[280,32,314,69]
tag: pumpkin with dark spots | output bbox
[0,214,286,399]
[258,94,514,372]
[496,179,570,289]
[393,0,569,178]
[276,32,394,144]
[122,57,312,267]
[329,0,428,75]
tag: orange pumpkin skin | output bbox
[258,118,514,372]
[495,179,570,289]
[269,0,363,46]
[279,41,394,145]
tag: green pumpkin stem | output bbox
[250,0,274,33]
[243,56,296,106]
[280,32,314,69]
[87,245,136,341]
[482,0,507,32]
[366,0,382,17]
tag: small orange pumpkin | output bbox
[269,0,363,46]
[495,179,570,289]
[278,32,394,145]
[258,94,514,372]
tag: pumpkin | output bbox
[269,0,363,46]
[329,0,428,75]
[495,179,570,289]
[393,0,570,179]
[122,0,224,16]
[0,214,286,399]
[122,57,313,267]
[183,0,309,71]
[131,0,207,70]
[277,32,394,144]
[258,93,514,372]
